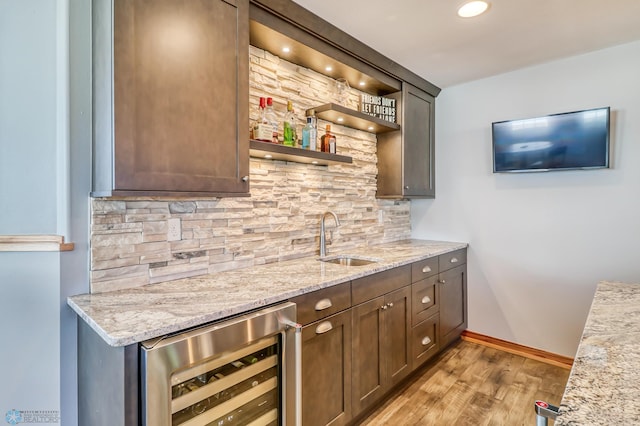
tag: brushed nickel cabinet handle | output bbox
[421,296,431,304]
[421,336,432,346]
[450,257,459,263]
[314,298,333,311]
[315,321,333,334]
[422,265,432,273]
[241,175,249,182]
[381,305,388,310]
[439,279,446,284]
[387,302,394,308]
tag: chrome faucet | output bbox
[320,211,340,257]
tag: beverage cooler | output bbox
[140,302,300,426]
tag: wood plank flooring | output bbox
[358,340,570,426]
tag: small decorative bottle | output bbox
[320,124,336,154]
[283,101,296,146]
[254,97,272,142]
[302,116,317,150]
[265,97,279,143]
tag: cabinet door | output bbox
[351,296,384,414]
[402,83,435,197]
[384,286,411,386]
[439,264,467,348]
[302,310,352,426]
[112,0,249,195]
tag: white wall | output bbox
[411,40,640,357]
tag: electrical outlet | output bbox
[167,218,181,241]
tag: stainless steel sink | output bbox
[319,255,379,266]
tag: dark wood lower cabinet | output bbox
[439,264,467,348]
[301,310,352,426]
[351,286,411,414]
[298,250,467,425]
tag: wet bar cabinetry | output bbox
[92,0,250,197]
[290,248,467,426]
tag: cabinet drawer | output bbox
[411,313,439,369]
[351,265,411,306]
[439,249,466,272]
[412,276,438,326]
[292,282,351,326]
[411,257,439,282]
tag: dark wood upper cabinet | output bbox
[377,83,436,199]
[92,0,250,197]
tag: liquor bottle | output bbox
[302,110,317,151]
[320,124,336,154]
[253,97,272,142]
[283,101,296,146]
[265,97,279,144]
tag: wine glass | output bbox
[335,78,350,107]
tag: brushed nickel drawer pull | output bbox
[315,321,333,334]
[450,257,459,263]
[421,336,432,346]
[314,298,333,311]
[439,279,446,284]
[421,296,431,304]
[422,265,432,273]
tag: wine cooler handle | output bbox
[282,319,303,426]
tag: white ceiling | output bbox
[292,0,640,88]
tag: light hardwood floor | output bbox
[359,340,570,426]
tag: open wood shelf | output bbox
[249,139,352,166]
[308,103,400,134]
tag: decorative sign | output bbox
[360,94,396,123]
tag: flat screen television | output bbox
[492,107,610,173]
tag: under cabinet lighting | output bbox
[359,81,366,87]
[311,161,319,165]
[282,46,291,53]
[458,1,489,18]
[264,154,273,159]
[367,126,374,131]
[325,65,333,72]
[337,117,344,122]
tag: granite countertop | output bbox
[557,281,640,425]
[68,239,467,347]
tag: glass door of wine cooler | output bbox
[171,336,279,426]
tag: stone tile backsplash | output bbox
[90,47,410,293]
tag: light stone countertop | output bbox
[556,281,640,425]
[68,239,467,347]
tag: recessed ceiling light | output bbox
[282,46,290,53]
[325,65,333,72]
[458,1,489,18]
